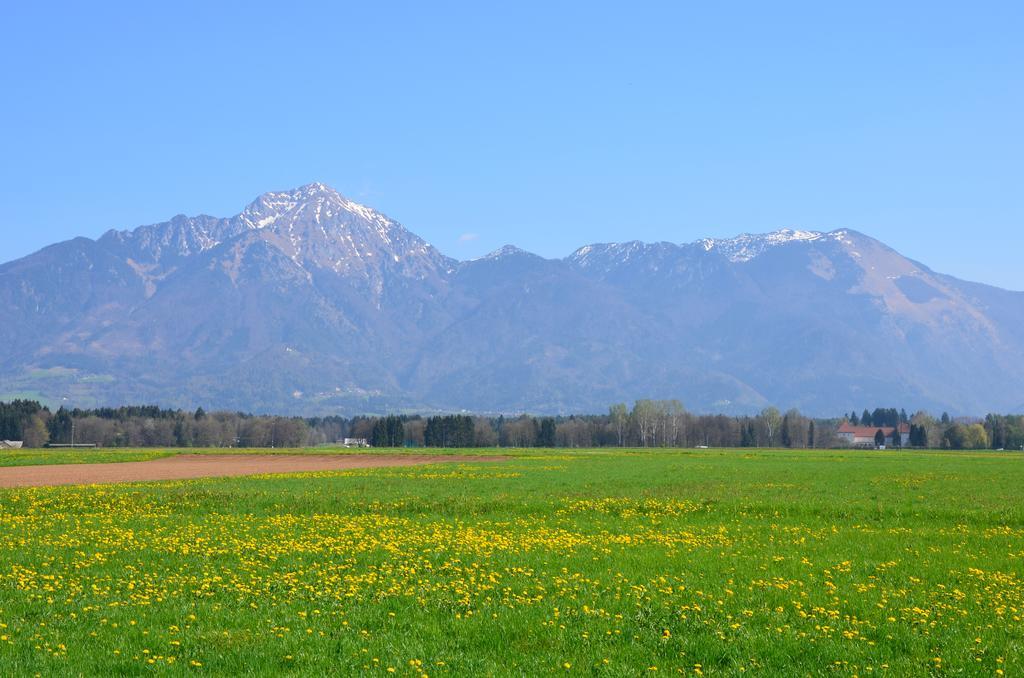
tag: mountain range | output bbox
[2,183,1022,416]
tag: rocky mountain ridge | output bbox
[2,183,1021,416]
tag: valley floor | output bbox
[0,448,1020,675]
[0,454,505,488]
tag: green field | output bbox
[0,446,562,468]
[0,449,1021,676]
[0,448,175,467]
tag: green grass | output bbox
[0,448,174,467]
[0,448,1021,675]
[0,447,495,468]
[0,445,582,468]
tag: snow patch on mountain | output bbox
[699,228,830,262]
[479,245,530,260]
[569,241,649,268]
[569,229,854,270]
[237,184,405,250]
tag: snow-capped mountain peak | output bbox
[698,228,829,262]
[568,241,649,268]
[567,229,854,272]
[481,244,530,259]
[230,184,454,283]
[237,184,334,230]
[237,183,399,235]
[6,188,1024,417]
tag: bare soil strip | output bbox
[0,454,506,489]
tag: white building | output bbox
[836,422,910,448]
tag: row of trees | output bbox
[900,412,1024,450]
[847,408,908,428]
[0,404,335,449]
[0,400,50,447]
[843,408,1022,451]
[0,400,1021,450]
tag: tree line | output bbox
[0,400,1021,451]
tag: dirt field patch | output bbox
[0,453,505,488]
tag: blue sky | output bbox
[2,2,1022,289]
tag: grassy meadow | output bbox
[0,448,1021,675]
[0,448,174,468]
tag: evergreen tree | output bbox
[537,418,556,447]
[371,419,387,447]
[173,417,189,446]
[807,421,815,449]
[421,415,473,447]
[874,428,886,448]
[869,408,899,427]
[850,411,860,426]
[47,407,73,444]
[0,400,46,440]
[780,414,792,447]
[424,417,440,447]
[862,409,872,427]
[458,415,475,447]
[394,416,407,446]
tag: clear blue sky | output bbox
[2,2,1022,289]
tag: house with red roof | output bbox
[837,422,910,448]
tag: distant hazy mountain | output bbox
[2,183,1022,415]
